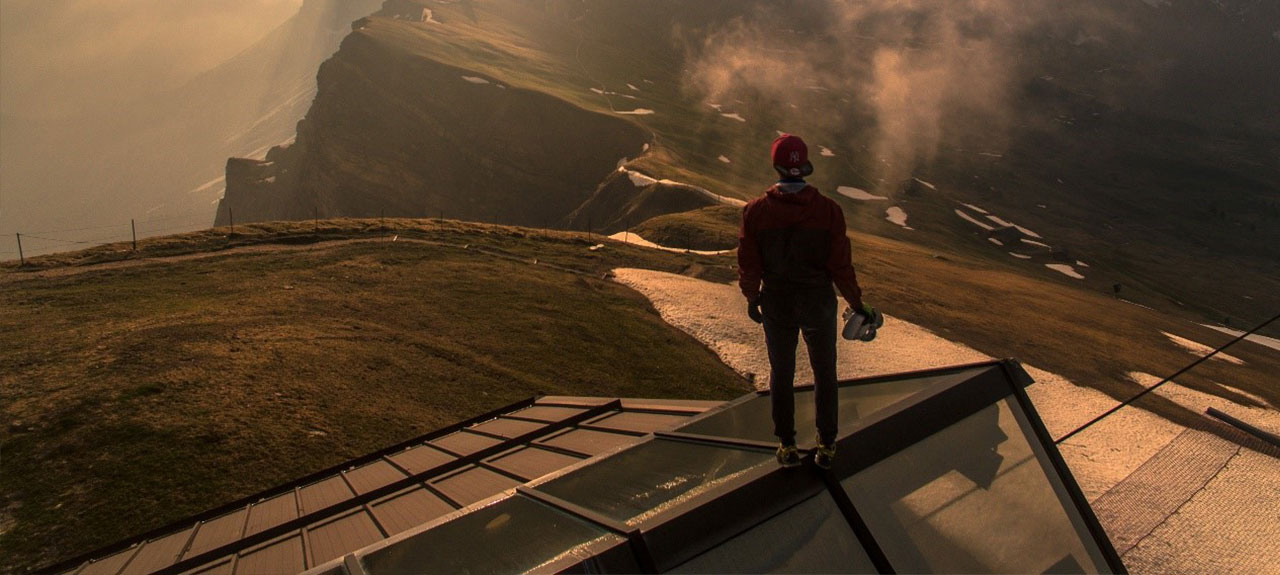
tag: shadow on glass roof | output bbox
[49,360,1125,574]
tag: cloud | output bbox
[683,0,1115,186]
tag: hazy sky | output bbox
[0,0,304,121]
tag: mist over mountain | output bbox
[215,0,1276,327]
[0,0,380,255]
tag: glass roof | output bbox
[841,398,1111,573]
[358,494,622,574]
[668,491,877,574]
[676,366,985,445]
[533,438,773,526]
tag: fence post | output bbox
[131,219,137,251]
[314,207,319,233]
[15,233,23,266]
[588,217,593,242]
[229,206,235,236]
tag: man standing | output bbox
[738,134,874,469]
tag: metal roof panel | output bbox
[370,488,457,537]
[535,428,640,456]
[298,476,354,515]
[77,547,137,575]
[243,493,298,537]
[505,405,589,423]
[343,460,406,495]
[585,411,690,434]
[119,528,192,575]
[306,511,384,567]
[431,466,521,507]
[467,417,548,439]
[386,444,454,474]
[429,430,503,456]
[486,446,585,481]
[184,509,248,558]
[234,534,305,575]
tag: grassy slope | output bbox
[381,0,1279,333]
[631,205,741,251]
[0,220,747,573]
[850,229,1279,422]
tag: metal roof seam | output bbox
[820,470,895,574]
[299,524,315,573]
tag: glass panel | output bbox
[841,399,1112,574]
[535,438,772,525]
[359,494,621,575]
[677,369,977,444]
[669,492,877,574]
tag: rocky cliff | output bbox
[217,16,648,227]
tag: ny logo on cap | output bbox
[790,151,801,162]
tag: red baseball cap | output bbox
[771,134,813,177]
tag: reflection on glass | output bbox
[669,492,877,574]
[359,495,620,574]
[678,369,979,444]
[534,439,772,525]
[841,399,1112,574]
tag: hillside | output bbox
[0,220,749,573]
[213,0,1278,335]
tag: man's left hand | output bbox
[747,297,764,324]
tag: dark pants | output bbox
[762,286,839,446]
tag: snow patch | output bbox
[623,169,658,187]
[836,186,887,201]
[988,238,1004,246]
[961,203,989,214]
[1045,263,1084,279]
[819,147,835,157]
[1076,260,1089,268]
[1021,238,1052,249]
[721,112,747,122]
[1201,325,1280,353]
[1163,332,1246,365]
[717,155,732,164]
[977,152,1004,158]
[627,83,640,91]
[885,207,913,230]
[955,209,994,231]
[461,76,490,84]
[708,103,724,111]
[608,232,731,256]
[616,109,655,115]
[619,169,745,207]
[912,178,937,191]
[1010,253,1032,260]
[986,215,1042,238]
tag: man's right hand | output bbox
[747,296,764,324]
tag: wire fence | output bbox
[6,210,215,262]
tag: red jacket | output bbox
[738,183,863,308]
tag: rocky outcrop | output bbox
[564,169,721,234]
[218,17,648,228]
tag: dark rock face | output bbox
[218,20,647,228]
